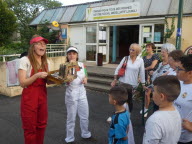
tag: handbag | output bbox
[118,56,128,77]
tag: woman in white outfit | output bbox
[64,46,92,144]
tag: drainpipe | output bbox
[176,0,183,50]
[112,26,117,62]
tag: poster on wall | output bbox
[86,2,140,21]
[61,28,67,39]
[154,32,161,42]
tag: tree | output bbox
[5,0,63,49]
[0,0,17,47]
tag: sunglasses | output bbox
[175,66,186,72]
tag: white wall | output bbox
[69,26,86,62]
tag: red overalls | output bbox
[21,68,48,144]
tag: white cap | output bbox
[66,46,78,53]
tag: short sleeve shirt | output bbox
[143,53,160,71]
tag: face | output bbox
[108,94,114,105]
[33,40,46,57]
[152,86,162,106]
[146,45,153,53]
[168,57,176,69]
[161,49,168,61]
[129,46,138,57]
[67,51,78,62]
[176,61,188,82]
[188,49,192,55]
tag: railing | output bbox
[0,44,67,62]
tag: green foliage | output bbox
[3,0,63,51]
[0,0,17,47]
[164,17,175,42]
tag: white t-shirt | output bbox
[143,110,181,144]
[19,56,50,78]
[114,56,145,87]
[174,81,192,143]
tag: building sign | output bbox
[86,2,140,21]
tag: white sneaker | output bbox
[140,108,148,114]
[144,112,148,118]
[106,117,112,123]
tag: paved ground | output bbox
[0,86,147,144]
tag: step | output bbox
[88,72,114,79]
[85,82,111,93]
[88,76,113,85]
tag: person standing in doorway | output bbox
[18,35,49,144]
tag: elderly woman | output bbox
[111,43,145,112]
[174,55,192,144]
[142,43,176,117]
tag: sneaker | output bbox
[106,117,112,123]
[65,141,75,144]
[144,112,148,118]
[140,108,148,114]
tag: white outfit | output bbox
[174,81,192,143]
[167,67,176,76]
[114,56,145,88]
[151,62,170,82]
[65,62,91,143]
[143,110,181,144]
[123,103,135,144]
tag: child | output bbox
[108,86,130,144]
[64,46,93,144]
[143,75,181,144]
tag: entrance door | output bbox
[97,24,109,64]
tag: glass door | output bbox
[85,26,97,61]
[97,24,109,64]
[139,24,154,45]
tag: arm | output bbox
[145,60,158,71]
[18,69,47,88]
[182,119,192,132]
[111,57,126,87]
[143,120,162,144]
[139,59,146,85]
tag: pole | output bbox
[112,26,117,62]
[176,0,183,50]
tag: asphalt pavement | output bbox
[0,86,146,144]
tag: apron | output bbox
[21,68,47,144]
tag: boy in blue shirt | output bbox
[108,86,130,144]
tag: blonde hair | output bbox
[130,43,141,56]
[28,35,48,73]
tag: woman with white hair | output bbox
[141,43,176,117]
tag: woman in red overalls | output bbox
[18,35,49,144]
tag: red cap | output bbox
[30,37,49,45]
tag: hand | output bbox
[82,77,87,84]
[182,119,192,132]
[36,72,48,79]
[111,80,117,87]
[142,85,148,91]
[149,71,154,75]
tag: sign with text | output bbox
[86,2,140,21]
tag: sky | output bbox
[57,0,101,6]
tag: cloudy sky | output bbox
[57,0,101,6]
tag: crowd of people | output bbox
[18,34,192,144]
